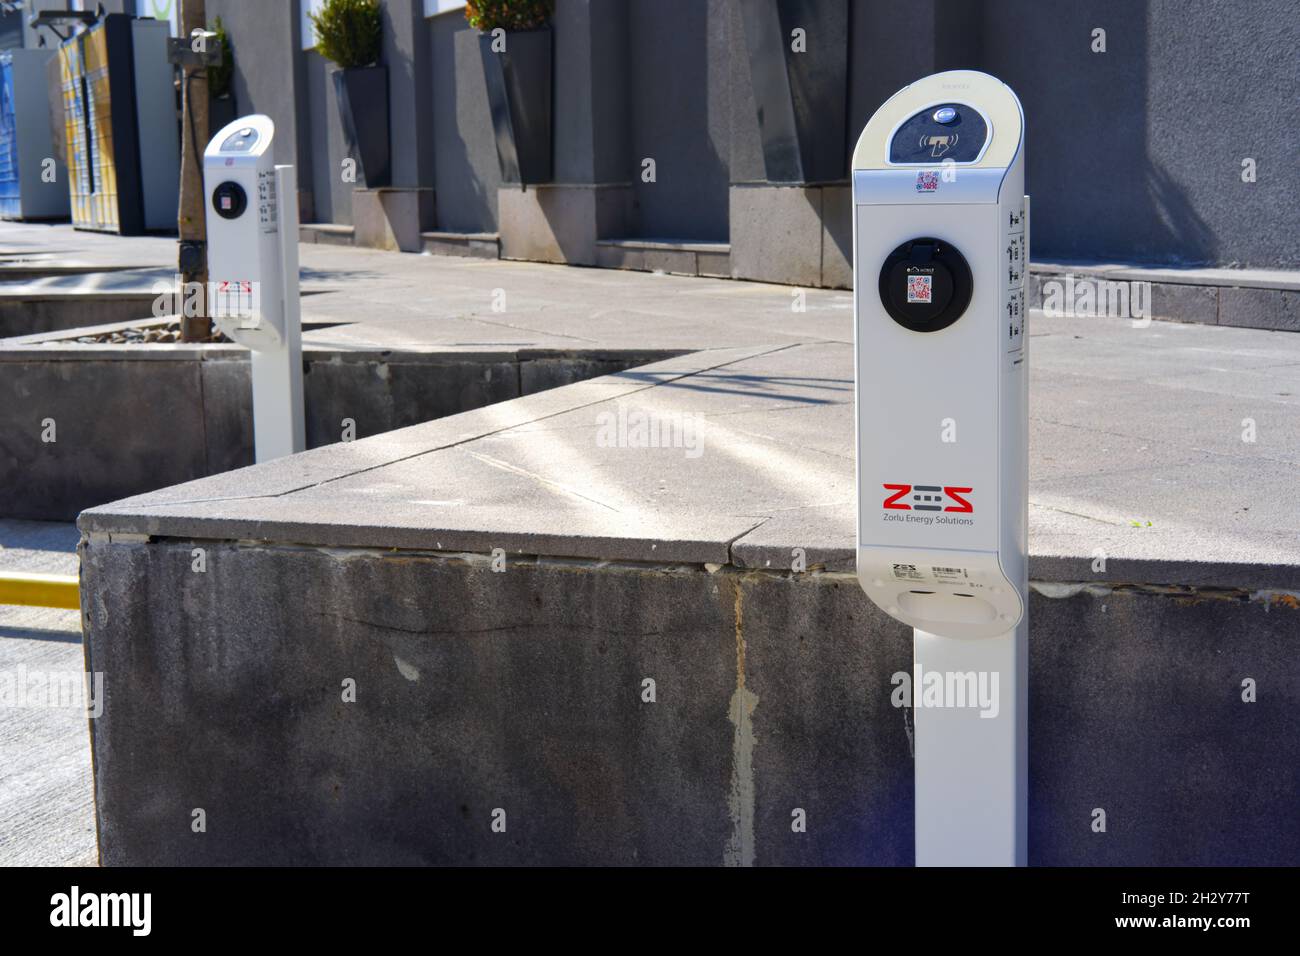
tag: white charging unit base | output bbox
[852,71,1030,866]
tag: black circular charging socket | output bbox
[212,181,248,220]
[878,237,973,333]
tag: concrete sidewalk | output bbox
[0,520,95,867]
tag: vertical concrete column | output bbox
[383,0,435,191]
[497,0,632,265]
[354,0,436,251]
[205,0,310,221]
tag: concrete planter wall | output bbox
[0,345,662,521]
[0,292,159,338]
[739,0,849,184]
[479,27,552,186]
[78,539,1300,866]
[333,66,391,188]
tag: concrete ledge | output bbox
[1030,261,1300,292]
[0,262,139,281]
[0,309,343,348]
[498,184,632,266]
[1219,286,1299,331]
[595,238,731,279]
[728,183,851,289]
[0,291,161,338]
[352,188,435,254]
[421,231,500,260]
[1031,262,1300,331]
[300,224,356,247]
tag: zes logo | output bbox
[883,483,974,513]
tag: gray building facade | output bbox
[31,0,1300,280]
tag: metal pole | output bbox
[913,622,1028,866]
[178,0,210,342]
[249,163,305,462]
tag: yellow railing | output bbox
[0,572,80,610]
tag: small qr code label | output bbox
[907,275,933,303]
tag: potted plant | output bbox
[207,16,237,138]
[467,0,554,185]
[310,0,390,187]
[739,0,848,184]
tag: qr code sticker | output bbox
[915,170,939,192]
[907,275,933,303]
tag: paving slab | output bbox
[78,310,1300,589]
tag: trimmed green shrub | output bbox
[465,0,554,32]
[309,0,382,69]
[208,16,233,99]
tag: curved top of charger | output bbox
[851,70,1023,172]
[204,113,276,160]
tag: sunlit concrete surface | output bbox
[0,520,96,866]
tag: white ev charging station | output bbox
[204,114,306,462]
[852,71,1029,866]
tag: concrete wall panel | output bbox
[429,13,499,233]
[625,0,730,240]
[982,0,1300,268]
[81,542,1300,865]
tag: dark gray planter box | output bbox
[333,65,391,188]
[740,0,848,184]
[479,28,552,185]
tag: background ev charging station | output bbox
[204,115,306,462]
[852,71,1029,866]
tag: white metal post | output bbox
[250,164,305,462]
[913,621,1027,866]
